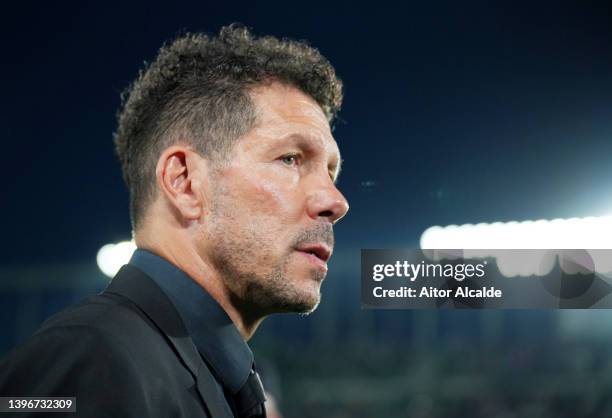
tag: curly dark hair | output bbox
[114,24,343,230]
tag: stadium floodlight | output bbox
[420,216,612,277]
[96,240,137,278]
[420,216,612,249]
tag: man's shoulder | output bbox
[34,291,156,342]
[10,289,188,382]
[0,291,207,416]
[1,291,173,374]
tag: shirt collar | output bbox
[129,248,254,393]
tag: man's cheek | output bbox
[250,180,292,212]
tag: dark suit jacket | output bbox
[0,265,235,418]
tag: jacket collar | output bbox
[105,264,234,418]
[128,249,254,394]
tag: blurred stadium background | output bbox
[3,2,612,417]
[3,250,612,417]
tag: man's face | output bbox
[201,82,349,315]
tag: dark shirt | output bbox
[129,249,254,411]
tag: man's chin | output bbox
[271,284,321,315]
[240,275,321,314]
[294,292,321,314]
[278,300,320,315]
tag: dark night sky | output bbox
[3,1,612,264]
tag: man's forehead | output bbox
[246,82,340,155]
[249,82,332,135]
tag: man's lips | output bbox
[294,243,332,263]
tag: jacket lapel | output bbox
[105,264,234,418]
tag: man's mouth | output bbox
[295,243,332,263]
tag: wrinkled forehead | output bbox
[248,82,338,152]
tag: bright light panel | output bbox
[420,216,612,277]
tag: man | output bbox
[0,25,348,417]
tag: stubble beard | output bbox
[210,232,324,316]
[207,200,325,316]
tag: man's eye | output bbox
[281,155,299,166]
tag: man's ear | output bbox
[155,145,207,222]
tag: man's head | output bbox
[114,25,348,318]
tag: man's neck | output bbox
[135,231,263,341]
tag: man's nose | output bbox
[306,179,349,224]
